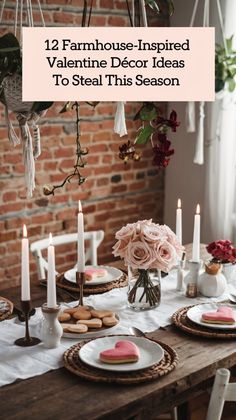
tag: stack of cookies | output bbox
[58,306,118,334]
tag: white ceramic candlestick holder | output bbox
[176,259,185,291]
[184,260,202,298]
[41,303,63,348]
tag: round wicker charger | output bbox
[0,296,14,321]
[172,304,236,339]
[63,335,179,384]
[56,272,128,295]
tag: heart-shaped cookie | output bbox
[99,340,140,364]
[202,306,236,324]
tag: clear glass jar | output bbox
[127,267,161,311]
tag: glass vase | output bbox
[127,267,161,311]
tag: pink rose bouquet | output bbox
[113,220,183,273]
[206,240,236,264]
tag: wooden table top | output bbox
[1,245,234,420]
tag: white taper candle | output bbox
[77,200,85,272]
[47,233,57,308]
[192,204,201,262]
[176,198,182,245]
[21,224,30,301]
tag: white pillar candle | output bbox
[192,204,201,262]
[21,224,30,301]
[47,233,57,308]
[176,198,182,245]
[77,200,85,272]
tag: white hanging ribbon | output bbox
[186,102,195,133]
[191,0,210,165]
[0,0,6,23]
[140,0,147,27]
[186,0,200,133]
[114,102,127,137]
[194,101,205,164]
[17,114,35,198]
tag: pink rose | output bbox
[115,223,137,242]
[125,240,156,269]
[154,240,177,272]
[112,239,128,259]
[158,224,183,259]
[141,223,167,244]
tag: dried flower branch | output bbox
[43,102,88,196]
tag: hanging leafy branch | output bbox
[119,102,179,169]
[215,35,236,93]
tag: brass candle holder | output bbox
[14,300,41,347]
[76,271,85,306]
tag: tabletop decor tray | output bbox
[63,335,179,384]
[172,304,236,339]
[0,296,14,321]
[56,272,128,295]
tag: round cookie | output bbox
[91,309,114,319]
[73,310,92,320]
[61,323,73,332]
[64,305,90,315]
[67,324,88,334]
[58,312,71,322]
[102,316,118,327]
[77,318,102,329]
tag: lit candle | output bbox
[176,198,182,245]
[21,224,30,301]
[77,200,85,272]
[47,233,57,308]
[192,204,201,262]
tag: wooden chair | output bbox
[206,368,236,420]
[30,230,104,281]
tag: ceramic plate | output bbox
[187,303,236,330]
[79,335,164,372]
[62,313,120,339]
[64,265,123,285]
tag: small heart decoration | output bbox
[202,306,236,323]
[100,340,140,362]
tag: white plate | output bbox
[64,265,123,285]
[187,303,236,330]
[62,313,120,339]
[79,335,164,372]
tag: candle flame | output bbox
[196,204,200,214]
[23,224,27,238]
[78,200,82,213]
[49,232,53,246]
[177,198,181,209]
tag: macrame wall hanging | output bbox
[186,0,227,165]
[0,0,53,197]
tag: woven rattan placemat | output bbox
[172,304,236,339]
[56,272,128,295]
[63,335,179,384]
[0,296,14,321]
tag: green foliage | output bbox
[135,124,155,145]
[215,35,236,93]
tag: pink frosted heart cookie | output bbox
[99,340,140,364]
[85,268,107,281]
[201,306,236,325]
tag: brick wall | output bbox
[0,1,168,290]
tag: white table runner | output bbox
[0,271,235,387]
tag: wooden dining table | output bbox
[1,245,236,420]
